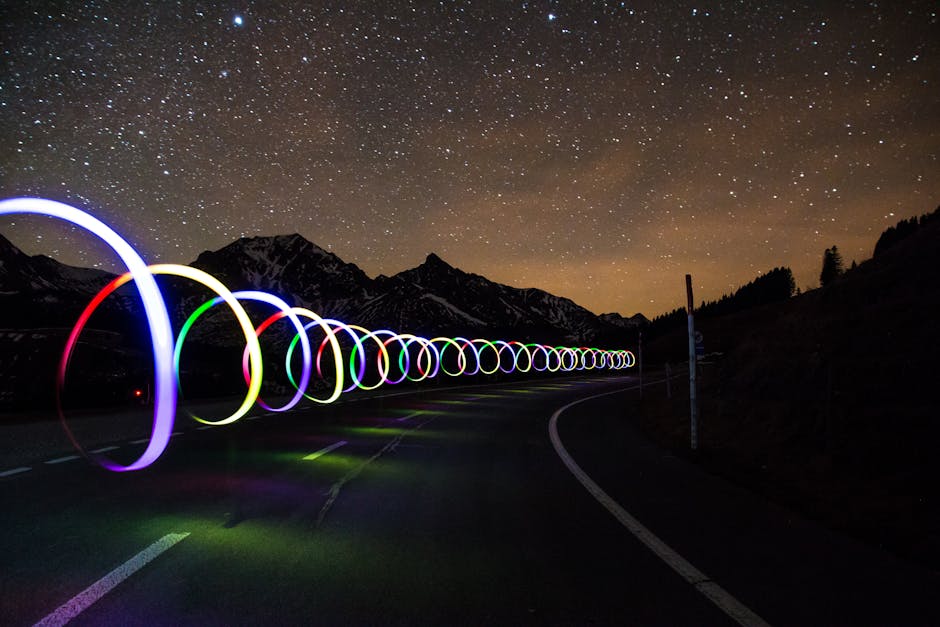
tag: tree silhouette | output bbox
[820,246,844,286]
[646,267,796,338]
[873,205,940,257]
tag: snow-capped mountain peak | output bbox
[0,233,642,346]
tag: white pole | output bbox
[638,331,644,399]
[686,274,698,451]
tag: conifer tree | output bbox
[820,246,844,286]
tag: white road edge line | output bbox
[395,411,424,422]
[33,532,190,627]
[89,446,119,454]
[336,373,632,405]
[548,385,772,627]
[0,466,32,478]
[303,440,348,461]
[44,455,81,465]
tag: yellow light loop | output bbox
[149,264,263,425]
[291,307,345,403]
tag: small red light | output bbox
[134,389,143,397]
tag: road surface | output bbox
[1,375,938,625]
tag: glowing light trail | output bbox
[1,197,635,471]
[0,197,176,472]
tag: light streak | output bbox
[0,197,176,472]
[2,197,635,471]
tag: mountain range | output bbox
[0,231,646,345]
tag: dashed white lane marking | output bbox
[89,446,119,454]
[33,532,190,627]
[246,415,263,421]
[195,425,213,431]
[395,411,424,422]
[171,431,183,436]
[0,466,32,477]
[129,438,150,445]
[44,455,81,465]
[548,385,771,627]
[303,440,348,461]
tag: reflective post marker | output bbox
[686,274,698,451]
[638,331,643,399]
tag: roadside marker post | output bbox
[665,362,672,399]
[638,331,644,399]
[686,274,698,451]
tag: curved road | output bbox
[1,376,937,625]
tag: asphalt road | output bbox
[1,375,938,626]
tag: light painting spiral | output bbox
[1,197,635,471]
[0,197,176,472]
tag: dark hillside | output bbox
[638,211,940,569]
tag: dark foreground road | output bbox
[1,376,938,625]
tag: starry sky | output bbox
[1,1,937,317]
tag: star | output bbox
[0,2,935,317]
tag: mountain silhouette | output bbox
[0,232,645,345]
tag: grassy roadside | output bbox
[627,215,940,572]
[630,361,940,573]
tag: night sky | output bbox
[1,1,936,317]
